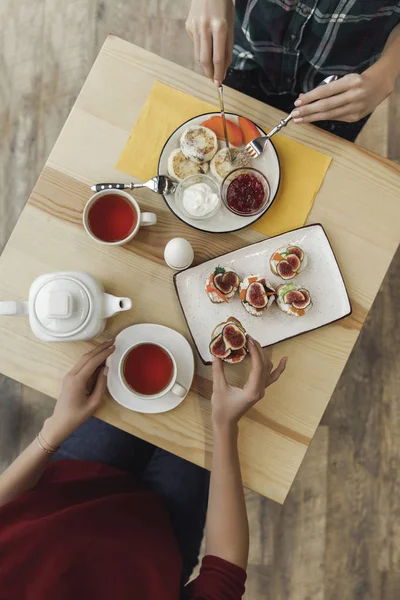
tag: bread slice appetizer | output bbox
[239,275,276,317]
[209,317,248,364]
[180,126,218,163]
[168,149,209,182]
[205,266,240,304]
[276,283,312,317]
[270,245,307,280]
[210,147,251,183]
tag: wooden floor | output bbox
[1,2,399,598]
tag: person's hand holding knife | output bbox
[186,0,234,85]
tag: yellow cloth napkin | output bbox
[116,82,332,236]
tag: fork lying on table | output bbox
[90,175,177,195]
[245,75,338,159]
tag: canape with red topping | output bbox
[205,266,240,304]
[270,245,307,280]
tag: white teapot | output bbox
[0,271,132,342]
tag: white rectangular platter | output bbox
[174,224,352,365]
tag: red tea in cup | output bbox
[88,193,137,242]
[123,343,174,396]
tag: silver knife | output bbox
[217,85,233,163]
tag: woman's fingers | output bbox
[85,365,102,396]
[292,89,359,121]
[186,0,234,82]
[69,339,115,375]
[225,23,234,74]
[89,365,109,405]
[199,26,214,80]
[292,74,368,124]
[294,74,357,107]
[294,104,360,123]
[79,346,115,380]
[212,356,227,389]
[193,31,201,66]
[246,337,267,393]
[192,28,201,62]
[212,23,228,83]
[268,357,288,385]
[186,18,194,40]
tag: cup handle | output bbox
[140,212,157,227]
[171,382,187,398]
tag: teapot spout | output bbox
[0,301,29,316]
[104,294,132,319]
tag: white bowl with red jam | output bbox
[221,168,270,217]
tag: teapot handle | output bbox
[0,301,29,316]
[103,294,132,319]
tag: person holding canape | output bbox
[186,0,400,142]
[0,337,286,599]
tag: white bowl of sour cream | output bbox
[175,174,221,221]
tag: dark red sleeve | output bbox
[185,555,247,599]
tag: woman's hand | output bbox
[211,337,287,430]
[186,0,234,84]
[291,61,395,124]
[43,339,115,447]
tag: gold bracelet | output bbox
[38,431,58,453]
[36,435,56,455]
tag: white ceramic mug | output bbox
[83,189,157,246]
[119,342,187,400]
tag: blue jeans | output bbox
[52,417,210,584]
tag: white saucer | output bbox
[107,324,194,413]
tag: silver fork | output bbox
[91,175,177,195]
[245,75,338,159]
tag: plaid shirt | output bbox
[232,0,400,94]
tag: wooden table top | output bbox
[0,35,399,504]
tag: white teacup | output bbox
[83,189,157,246]
[119,342,187,400]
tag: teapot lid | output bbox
[34,277,91,336]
